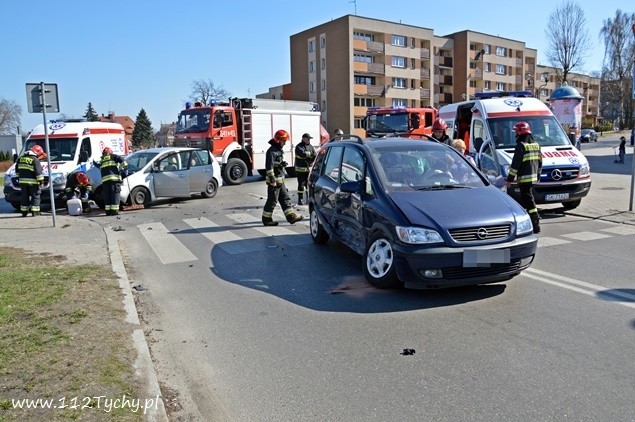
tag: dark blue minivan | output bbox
[308,136,538,289]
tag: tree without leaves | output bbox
[544,1,592,84]
[83,102,99,121]
[132,109,156,148]
[0,98,22,135]
[599,10,635,130]
[189,79,231,105]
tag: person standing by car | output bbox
[64,171,93,213]
[96,147,127,216]
[428,118,451,145]
[17,145,46,217]
[294,133,316,205]
[617,136,626,164]
[506,121,543,234]
[262,130,303,226]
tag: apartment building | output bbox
[274,15,601,136]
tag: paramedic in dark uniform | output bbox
[294,133,316,205]
[97,147,127,216]
[17,145,46,216]
[261,130,303,226]
[506,121,543,234]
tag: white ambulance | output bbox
[438,92,591,210]
[3,120,129,210]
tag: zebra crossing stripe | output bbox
[183,217,262,254]
[137,222,197,264]
[228,213,313,246]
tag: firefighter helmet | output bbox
[432,118,447,131]
[76,172,89,185]
[102,147,113,155]
[30,145,45,156]
[513,121,532,136]
[273,129,290,144]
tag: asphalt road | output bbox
[109,177,635,422]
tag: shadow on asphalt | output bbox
[203,233,508,313]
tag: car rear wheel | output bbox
[130,186,151,208]
[363,232,401,289]
[562,199,581,210]
[201,179,218,198]
[222,158,248,185]
[309,207,329,244]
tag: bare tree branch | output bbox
[188,79,232,105]
[0,98,22,135]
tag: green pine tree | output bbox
[132,109,156,148]
[83,102,99,121]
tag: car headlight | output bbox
[396,226,443,244]
[579,163,590,176]
[516,214,533,236]
[50,172,65,185]
[3,174,11,187]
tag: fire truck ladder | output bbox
[239,109,252,145]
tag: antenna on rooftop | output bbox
[349,0,357,15]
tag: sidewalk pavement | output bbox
[0,131,632,419]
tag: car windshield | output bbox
[125,151,159,173]
[366,112,408,135]
[371,144,485,190]
[487,116,570,148]
[24,138,78,162]
[175,110,211,133]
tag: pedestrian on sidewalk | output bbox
[506,121,542,234]
[261,129,303,226]
[17,145,46,217]
[617,136,626,164]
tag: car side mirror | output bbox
[13,153,18,163]
[340,180,361,194]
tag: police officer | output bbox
[261,129,303,226]
[429,118,451,144]
[97,147,127,216]
[294,133,316,205]
[17,145,46,217]
[506,121,543,234]
[64,171,93,213]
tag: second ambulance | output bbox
[438,92,591,210]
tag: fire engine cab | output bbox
[364,106,437,138]
[438,91,591,209]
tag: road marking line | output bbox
[137,222,196,264]
[183,217,262,254]
[600,226,635,235]
[560,231,612,241]
[524,268,635,309]
[229,213,313,246]
[537,237,571,247]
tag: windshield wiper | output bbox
[416,184,471,190]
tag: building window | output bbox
[391,56,406,68]
[309,61,315,73]
[392,77,406,88]
[495,64,506,75]
[322,79,326,91]
[354,97,376,107]
[392,98,407,107]
[353,32,374,42]
[310,82,315,93]
[320,36,326,48]
[496,82,506,91]
[410,58,415,69]
[354,118,363,129]
[495,46,506,56]
[469,62,477,69]
[353,54,373,63]
[484,62,491,72]
[485,81,491,90]
[321,58,326,70]
[322,100,326,110]
[469,80,476,88]
[391,35,406,47]
[484,44,491,54]
[308,40,315,52]
[410,37,415,48]
[354,75,375,85]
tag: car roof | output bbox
[325,136,449,151]
[135,147,199,154]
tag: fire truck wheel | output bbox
[222,158,248,185]
[201,179,219,198]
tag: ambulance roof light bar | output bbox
[474,91,533,99]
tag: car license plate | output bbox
[545,193,569,201]
[463,249,510,268]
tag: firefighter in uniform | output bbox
[261,129,303,226]
[294,132,316,206]
[64,171,93,213]
[428,118,451,145]
[506,121,542,234]
[97,147,127,216]
[17,145,46,217]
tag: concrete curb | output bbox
[104,226,169,422]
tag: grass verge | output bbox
[0,247,142,421]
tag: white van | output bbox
[438,92,591,210]
[3,120,129,210]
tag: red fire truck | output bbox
[364,106,437,138]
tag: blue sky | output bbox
[2,0,632,133]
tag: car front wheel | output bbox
[362,232,401,289]
[130,186,151,208]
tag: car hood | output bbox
[387,187,523,229]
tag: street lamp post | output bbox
[629,24,635,211]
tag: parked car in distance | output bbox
[308,136,538,290]
[120,147,222,207]
[580,128,598,143]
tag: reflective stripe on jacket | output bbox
[294,143,315,173]
[507,139,542,184]
[17,153,44,186]
[100,154,125,183]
